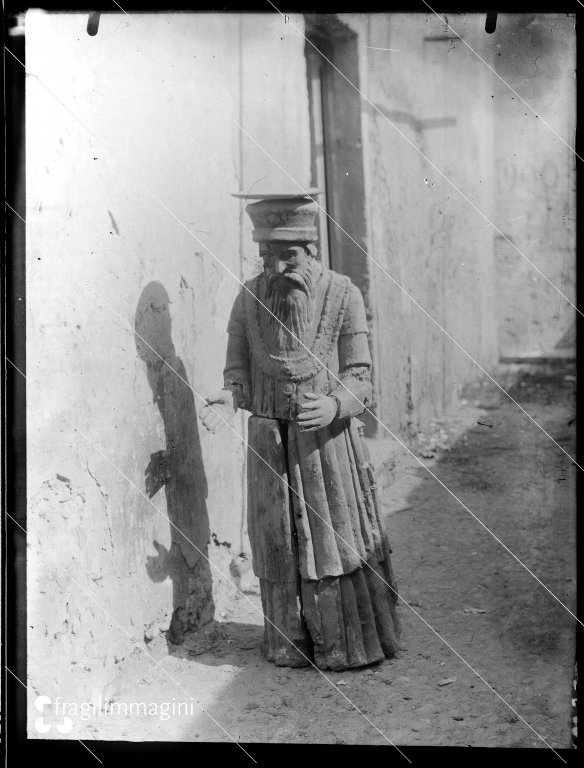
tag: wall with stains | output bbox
[339,13,498,435]
[492,14,576,357]
[26,10,311,706]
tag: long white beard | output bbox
[263,262,320,352]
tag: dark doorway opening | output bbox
[304,17,368,289]
[305,15,376,435]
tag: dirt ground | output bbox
[77,363,576,749]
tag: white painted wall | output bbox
[26,9,311,707]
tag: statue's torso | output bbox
[243,268,351,420]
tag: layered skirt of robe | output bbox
[247,415,402,669]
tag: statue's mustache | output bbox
[265,270,312,297]
[267,270,305,285]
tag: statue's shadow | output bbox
[168,617,267,667]
[135,281,214,647]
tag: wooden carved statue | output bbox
[200,193,401,669]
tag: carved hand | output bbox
[199,389,238,434]
[297,392,338,432]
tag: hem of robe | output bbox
[259,555,402,670]
[259,578,312,667]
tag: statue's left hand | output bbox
[297,393,337,432]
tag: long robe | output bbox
[223,263,401,669]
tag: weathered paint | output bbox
[348,13,498,434]
[26,10,309,706]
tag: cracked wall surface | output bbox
[26,10,311,711]
[350,13,500,434]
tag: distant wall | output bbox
[339,13,498,435]
[492,13,576,357]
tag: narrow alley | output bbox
[80,361,576,748]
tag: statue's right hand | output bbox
[199,389,238,434]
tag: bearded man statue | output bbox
[200,193,401,670]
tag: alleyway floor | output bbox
[83,363,576,749]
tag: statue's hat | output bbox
[232,189,323,243]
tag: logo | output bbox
[34,696,73,734]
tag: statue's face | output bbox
[260,240,312,291]
[261,241,311,286]
[261,240,318,350]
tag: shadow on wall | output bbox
[134,281,214,647]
